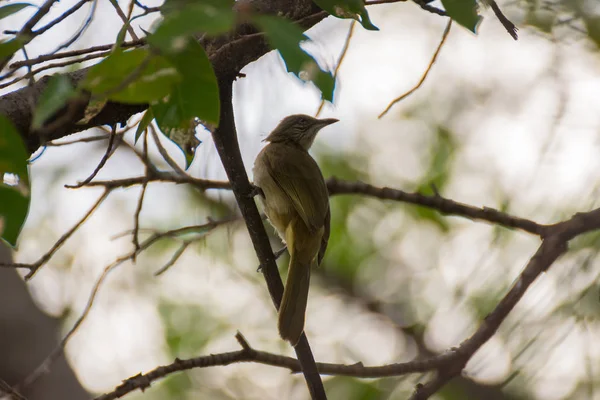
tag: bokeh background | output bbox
[3,0,600,399]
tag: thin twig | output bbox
[51,0,98,54]
[46,132,124,147]
[0,0,60,71]
[0,52,106,90]
[0,190,110,279]
[153,240,192,276]
[132,130,149,259]
[148,124,188,177]
[20,216,236,389]
[9,39,145,70]
[109,0,139,41]
[316,21,356,117]
[487,0,518,40]
[0,378,27,400]
[379,20,451,118]
[69,127,118,188]
[68,173,231,191]
[34,0,92,36]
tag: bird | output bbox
[252,114,337,345]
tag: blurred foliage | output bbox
[33,75,76,129]
[412,126,457,232]
[325,377,385,399]
[317,149,375,283]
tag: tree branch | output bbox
[327,178,547,235]
[93,331,454,400]
[210,77,327,399]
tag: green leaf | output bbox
[441,0,481,33]
[82,49,181,103]
[135,108,154,143]
[254,15,335,101]
[0,116,30,247]
[0,185,28,247]
[151,111,199,169]
[524,9,556,34]
[32,75,75,129]
[149,1,235,49]
[313,0,379,31]
[150,38,220,125]
[410,127,457,232]
[169,125,200,169]
[0,38,24,60]
[0,115,29,184]
[0,3,34,20]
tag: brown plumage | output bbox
[253,114,336,345]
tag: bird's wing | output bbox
[264,144,329,234]
[318,207,330,266]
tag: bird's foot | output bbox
[248,184,264,198]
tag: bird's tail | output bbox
[278,254,312,346]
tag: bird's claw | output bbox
[248,184,264,198]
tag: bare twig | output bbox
[148,124,188,177]
[0,53,107,90]
[0,378,27,400]
[9,39,145,70]
[46,132,124,147]
[378,20,451,118]
[132,131,149,258]
[0,0,60,71]
[33,0,92,37]
[316,21,356,117]
[69,173,231,191]
[109,0,139,41]
[51,0,98,54]
[153,240,192,276]
[487,0,518,40]
[0,189,110,280]
[69,127,118,188]
[21,216,237,389]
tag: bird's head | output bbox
[264,114,338,150]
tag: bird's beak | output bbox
[318,118,339,128]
